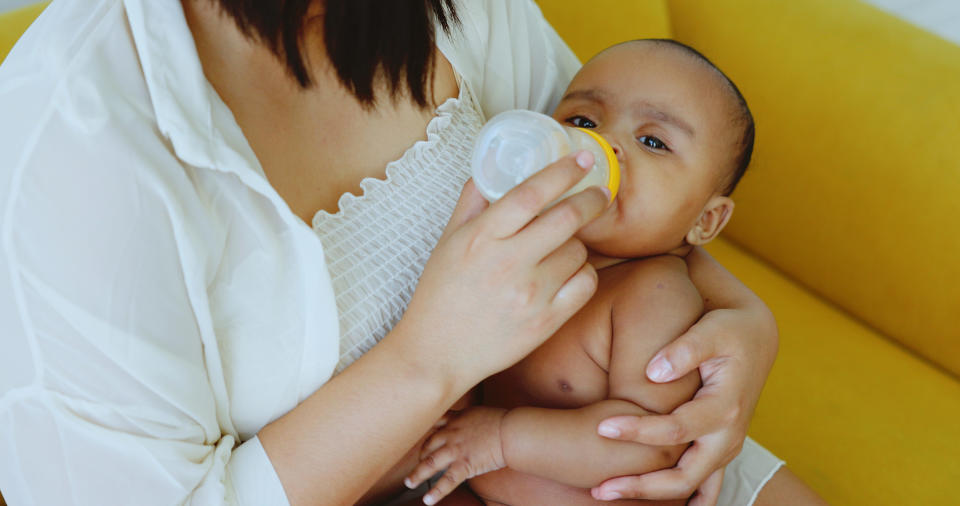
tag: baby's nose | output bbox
[609,139,626,164]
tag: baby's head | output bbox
[554,39,754,258]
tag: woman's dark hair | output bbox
[212,0,459,108]
[642,39,755,196]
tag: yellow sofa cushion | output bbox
[534,0,671,62]
[707,238,960,506]
[537,1,960,504]
[668,0,960,377]
[0,2,47,64]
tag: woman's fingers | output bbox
[536,237,588,291]
[647,318,723,383]
[688,467,724,506]
[480,151,595,239]
[438,179,489,242]
[553,262,599,309]
[401,154,606,384]
[597,389,728,446]
[518,184,609,256]
[592,437,728,501]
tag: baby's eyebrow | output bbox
[632,102,696,139]
[561,88,696,140]
[560,88,608,103]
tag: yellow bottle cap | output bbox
[575,128,620,203]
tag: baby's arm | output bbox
[607,255,703,414]
[406,256,703,502]
[501,256,703,485]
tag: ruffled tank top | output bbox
[312,78,485,373]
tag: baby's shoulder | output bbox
[600,255,700,309]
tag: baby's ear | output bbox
[685,196,734,246]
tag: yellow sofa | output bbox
[3,1,958,505]
[537,0,960,504]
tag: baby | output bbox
[405,39,755,506]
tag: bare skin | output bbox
[183,2,608,505]
[182,3,809,505]
[183,0,459,221]
[407,42,827,506]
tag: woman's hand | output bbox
[400,150,610,391]
[591,248,778,505]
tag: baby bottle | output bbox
[470,109,620,205]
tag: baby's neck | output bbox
[587,244,695,270]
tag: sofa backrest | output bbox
[535,0,672,62]
[0,2,47,64]
[666,0,960,377]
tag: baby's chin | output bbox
[577,219,679,260]
[576,226,640,259]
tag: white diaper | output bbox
[717,436,785,506]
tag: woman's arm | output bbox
[592,246,779,504]
[261,158,611,505]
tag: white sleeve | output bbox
[0,122,288,506]
[442,0,582,119]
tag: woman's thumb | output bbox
[647,324,716,383]
[443,179,488,234]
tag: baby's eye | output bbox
[566,116,597,128]
[638,135,669,151]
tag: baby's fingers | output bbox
[420,433,448,459]
[405,447,456,490]
[422,462,472,505]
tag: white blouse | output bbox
[0,0,580,504]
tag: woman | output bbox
[0,0,820,505]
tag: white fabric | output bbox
[0,0,782,504]
[314,78,484,374]
[720,437,785,506]
[0,0,581,504]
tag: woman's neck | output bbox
[181,0,317,114]
[179,0,459,222]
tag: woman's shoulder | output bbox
[0,0,207,228]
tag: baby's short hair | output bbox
[633,39,755,196]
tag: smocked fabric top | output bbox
[313,79,484,374]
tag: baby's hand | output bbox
[404,406,508,505]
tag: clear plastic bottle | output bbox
[471,109,620,205]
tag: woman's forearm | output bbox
[684,246,778,360]
[259,321,474,506]
[686,245,767,312]
[500,400,685,489]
